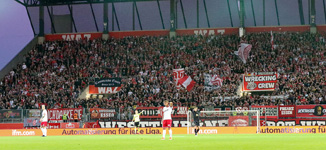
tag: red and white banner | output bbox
[178,75,196,91]
[45,33,102,41]
[211,75,223,86]
[204,73,223,91]
[44,26,316,42]
[83,121,101,128]
[236,43,252,64]
[242,72,278,91]
[136,107,188,119]
[47,108,83,121]
[0,123,23,129]
[278,105,296,118]
[296,105,326,118]
[88,85,122,94]
[176,28,238,36]
[90,108,115,119]
[235,106,249,113]
[250,105,278,119]
[109,30,169,38]
[60,123,79,129]
[228,116,249,127]
[47,123,60,129]
[245,26,310,33]
[173,69,185,90]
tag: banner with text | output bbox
[90,108,115,119]
[260,126,326,134]
[250,106,278,119]
[0,110,21,119]
[136,107,188,119]
[263,118,326,126]
[243,72,278,91]
[27,109,41,118]
[176,28,238,36]
[278,105,296,118]
[45,33,102,41]
[296,105,326,118]
[2,126,326,136]
[24,118,41,127]
[47,108,83,121]
[173,69,185,90]
[88,85,122,94]
[94,78,121,87]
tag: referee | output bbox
[132,110,144,134]
[191,107,200,136]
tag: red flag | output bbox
[178,76,196,91]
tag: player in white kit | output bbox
[161,100,173,140]
[40,105,48,137]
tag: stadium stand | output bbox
[1,31,326,116]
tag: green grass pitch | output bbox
[1,134,325,150]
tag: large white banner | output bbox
[235,43,252,64]
[173,69,185,90]
[204,73,223,91]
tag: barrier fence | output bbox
[1,105,326,129]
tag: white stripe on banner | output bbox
[182,76,192,87]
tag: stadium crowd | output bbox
[1,32,326,117]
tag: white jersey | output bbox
[163,106,172,120]
[41,110,48,122]
[133,114,140,122]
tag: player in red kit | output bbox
[161,100,173,140]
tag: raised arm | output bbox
[139,110,144,115]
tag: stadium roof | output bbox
[15,0,168,7]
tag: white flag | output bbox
[237,43,252,64]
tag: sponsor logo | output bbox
[260,127,318,134]
[66,123,75,128]
[61,128,161,135]
[97,87,120,94]
[190,128,218,134]
[314,105,324,116]
[91,109,99,118]
[12,130,35,136]
[265,120,326,126]
[231,119,248,127]
[247,82,257,90]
